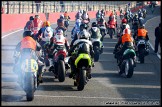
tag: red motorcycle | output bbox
[51,44,69,82]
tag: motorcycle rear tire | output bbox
[25,73,35,101]
[77,69,86,91]
[94,46,100,62]
[58,60,66,82]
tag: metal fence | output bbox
[1,1,141,14]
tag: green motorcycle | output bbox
[70,51,92,91]
[117,49,136,78]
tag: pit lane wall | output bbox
[1,5,144,33]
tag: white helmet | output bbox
[123,28,131,35]
[83,13,88,19]
[125,24,130,29]
[60,14,64,19]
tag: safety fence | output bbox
[1,1,144,14]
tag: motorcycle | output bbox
[116,25,121,38]
[82,19,90,28]
[64,18,70,29]
[108,23,116,39]
[120,13,124,20]
[91,38,102,62]
[115,48,136,78]
[98,25,106,41]
[32,27,40,37]
[51,44,69,82]
[13,49,42,101]
[69,51,92,91]
[136,39,150,63]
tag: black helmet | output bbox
[29,16,34,21]
[139,24,145,28]
[80,23,88,30]
[23,31,33,38]
[92,22,97,27]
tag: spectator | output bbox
[1,7,4,14]
[154,23,161,53]
[60,1,65,12]
[35,1,41,13]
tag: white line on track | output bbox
[2,29,23,39]
[34,95,160,101]
[1,23,56,39]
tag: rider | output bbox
[96,10,101,21]
[30,15,43,33]
[132,13,139,33]
[120,18,128,31]
[64,11,71,20]
[71,23,89,47]
[133,24,149,43]
[89,22,104,53]
[97,16,107,36]
[75,10,83,20]
[138,12,145,27]
[109,11,114,21]
[107,13,117,38]
[68,30,95,79]
[101,9,105,18]
[50,29,70,57]
[24,16,34,31]
[82,10,90,22]
[35,21,54,41]
[71,19,82,47]
[119,18,129,37]
[142,8,147,18]
[113,25,135,66]
[56,14,67,36]
[13,30,43,83]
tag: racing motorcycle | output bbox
[51,44,69,82]
[69,50,92,91]
[114,47,136,78]
[136,39,150,63]
[64,18,70,29]
[91,38,103,62]
[98,24,106,41]
[116,25,121,38]
[82,19,90,28]
[120,13,124,20]
[13,49,42,101]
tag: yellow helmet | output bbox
[46,21,50,27]
[43,21,50,27]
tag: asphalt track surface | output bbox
[1,5,161,106]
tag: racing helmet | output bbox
[122,18,127,23]
[23,30,33,38]
[125,24,130,29]
[92,22,97,27]
[123,28,131,35]
[79,30,89,39]
[29,16,34,21]
[60,14,64,19]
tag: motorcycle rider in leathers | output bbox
[68,30,95,79]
